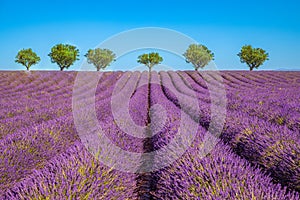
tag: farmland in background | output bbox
[0,71,299,199]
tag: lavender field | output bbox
[0,70,300,199]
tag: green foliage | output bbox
[15,48,40,71]
[84,48,116,71]
[48,44,79,71]
[237,45,269,71]
[183,44,214,71]
[137,52,163,71]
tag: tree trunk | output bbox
[60,67,64,71]
[26,66,29,71]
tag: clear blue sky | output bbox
[0,0,300,71]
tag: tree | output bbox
[48,44,79,71]
[137,52,163,72]
[183,44,214,71]
[85,48,116,71]
[15,48,40,71]
[237,45,269,71]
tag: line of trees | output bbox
[15,44,116,72]
[15,43,269,71]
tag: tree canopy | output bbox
[183,44,214,71]
[85,48,116,71]
[48,44,79,71]
[237,45,269,71]
[137,52,163,71]
[15,48,40,71]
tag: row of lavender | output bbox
[1,71,139,199]
[0,71,123,139]
[141,71,299,199]
[185,71,300,130]
[0,71,299,199]
[162,70,300,192]
[217,71,299,130]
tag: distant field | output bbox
[0,71,299,199]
